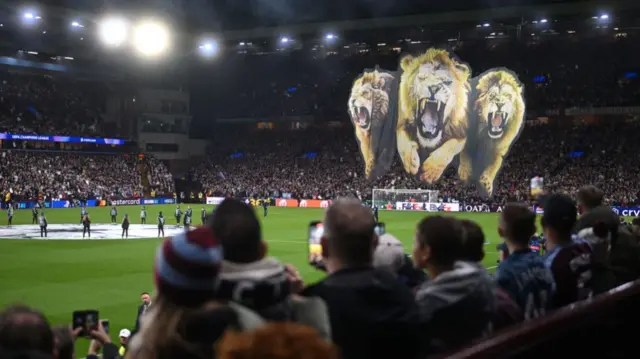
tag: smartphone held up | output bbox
[72,310,99,337]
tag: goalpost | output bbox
[372,188,439,210]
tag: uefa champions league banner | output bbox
[349,48,526,198]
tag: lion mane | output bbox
[465,70,525,197]
[396,48,471,183]
[348,69,394,178]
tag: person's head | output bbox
[217,323,339,359]
[52,325,74,359]
[119,328,131,345]
[576,185,604,215]
[0,305,54,356]
[413,216,464,278]
[499,203,536,249]
[373,233,406,274]
[322,197,378,273]
[459,219,485,262]
[159,211,163,216]
[632,218,640,236]
[541,193,577,246]
[208,198,265,263]
[141,292,151,305]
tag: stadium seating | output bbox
[446,280,640,359]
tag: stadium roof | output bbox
[0,0,608,31]
[0,0,638,75]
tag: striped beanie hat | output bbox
[154,226,223,307]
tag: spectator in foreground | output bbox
[302,198,421,359]
[127,227,265,359]
[542,194,594,308]
[0,305,54,358]
[412,216,495,354]
[575,185,640,285]
[373,233,428,290]
[52,325,74,359]
[209,199,330,338]
[217,323,339,359]
[495,204,555,320]
[459,219,523,331]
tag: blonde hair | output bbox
[217,323,338,359]
[126,295,223,359]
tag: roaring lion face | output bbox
[349,71,391,132]
[475,71,524,139]
[400,49,471,148]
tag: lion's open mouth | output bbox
[488,111,509,138]
[353,106,371,130]
[416,98,444,139]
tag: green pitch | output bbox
[0,205,501,356]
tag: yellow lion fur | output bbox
[348,70,392,178]
[469,70,525,197]
[396,48,471,183]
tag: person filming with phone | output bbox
[302,198,421,359]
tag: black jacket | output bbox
[132,303,150,336]
[302,267,421,359]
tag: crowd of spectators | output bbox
[0,151,144,201]
[3,193,639,359]
[0,70,108,137]
[191,119,640,206]
[144,156,175,194]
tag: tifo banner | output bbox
[206,196,225,205]
[275,199,332,209]
[349,48,526,198]
[394,202,460,212]
[612,207,640,217]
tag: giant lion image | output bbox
[348,69,396,179]
[396,49,471,184]
[348,48,525,197]
[461,70,526,197]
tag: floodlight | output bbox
[482,23,490,27]
[325,33,336,40]
[133,20,171,57]
[540,19,548,23]
[199,40,218,56]
[239,41,246,46]
[600,14,609,20]
[24,13,34,19]
[99,17,128,47]
[280,36,290,44]
[71,21,84,28]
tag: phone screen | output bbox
[374,223,386,236]
[72,310,99,337]
[308,221,324,266]
[100,319,109,334]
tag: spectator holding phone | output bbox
[302,198,421,359]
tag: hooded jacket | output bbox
[217,257,331,340]
[415,261,495,354]
[575,206,640,286]
[302,267,421,359]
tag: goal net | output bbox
[372,188,439,210]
